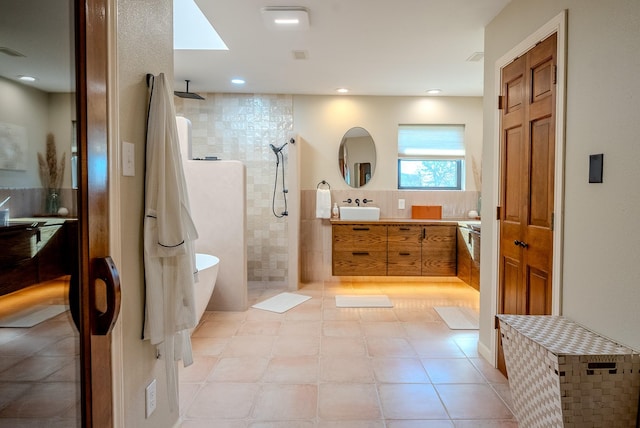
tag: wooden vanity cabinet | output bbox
[332,224,387,275]
[422,225,457,276]
[332,222,457,277]
[387,225,422,275]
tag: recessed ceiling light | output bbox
[261,7,310,30]
[426,89,442,95]
[231,78,245,85]
[18,75,36,82]
[336,88,349,94]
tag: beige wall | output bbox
[116,0,177,426]
[293,95,483,192]
[482,0,640,355]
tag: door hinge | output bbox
[551,212,555,231]
[553,65,557,84]
[498,95,505,110]
[494,315,500,329]
[496,206,501,220]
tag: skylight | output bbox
[174,0,228,50]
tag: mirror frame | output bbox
[338,127,376,188]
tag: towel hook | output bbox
[317,180,331,190]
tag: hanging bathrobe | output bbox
[143,73,199,412]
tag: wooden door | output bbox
[497,33,557,376]
[75,0,122,425]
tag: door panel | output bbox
[527,267,551,315]
[497,33,557,377]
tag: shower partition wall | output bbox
[175,94,294,288]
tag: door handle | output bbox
[93,256,121,335]
[513,240,529,248]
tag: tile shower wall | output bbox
[175,94,293,284]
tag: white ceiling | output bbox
[0,0,511,97]
[175,0,511,97]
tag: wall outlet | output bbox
[145,379,157,418]
[398,199,406,210]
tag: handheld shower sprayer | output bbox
[270,140,290,218]
[269,142,288,156]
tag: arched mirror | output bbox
[338,127,376,188]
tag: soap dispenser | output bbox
[332,202,339,219]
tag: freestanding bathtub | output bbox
[194,253,219,324]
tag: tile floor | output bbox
[0,279,80,427]
[179,279,518,427]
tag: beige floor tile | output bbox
[179,356,218,383]
[421,358,486,383]
[272,335,320,356]
[378,383,449,419]
[182,419,247,428]
[366,337,417,357]
[387,421,454,428]
[320,356,375,383]
[435,384,514,420]
[208,356,269,382]
[358,308,398,322]
[322,320,363,337]
[250,421,315,428]
[236,320,282,336]
[469,357,509,384]
[263,356,318,383]
[408,338,467,358]
[252,384,317,420]
[174,279,518,427]
[187,382,259,419]
[372,357,430,383]
[361,321,406,337]
[278,320,321,336]
[223,335,275,357]
[318,383,382,420]
[178,382,202,417]
[321,336,367,356]
[192,320,242,338]
[317,421,385,428]
[191,337,230,356]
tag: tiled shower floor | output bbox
[179,279,518,427]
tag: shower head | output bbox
[174,80,205,100]
[269,142,288,155]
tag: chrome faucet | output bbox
[355,198,360,206]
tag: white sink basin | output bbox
[339,206,380,221]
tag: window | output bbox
[397,124,465,190]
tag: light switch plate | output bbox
[122,141,135,176]
[398,199,406,209]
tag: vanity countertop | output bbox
[330,218,480,226]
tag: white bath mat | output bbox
[0,305,69,328]
[335,295,393,308]
[434,306,479,330]
[252,292,312,313]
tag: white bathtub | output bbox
[194,253,219,324]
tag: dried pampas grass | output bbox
[37,133,66,190]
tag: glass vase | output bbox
[46,188,60,215]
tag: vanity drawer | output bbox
[332,224,387,252]
[388,249,422,276]
[332,250,387,276]
[387,225,422,247]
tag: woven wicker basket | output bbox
[498,315,640,427]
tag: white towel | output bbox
[316,188,332,219]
